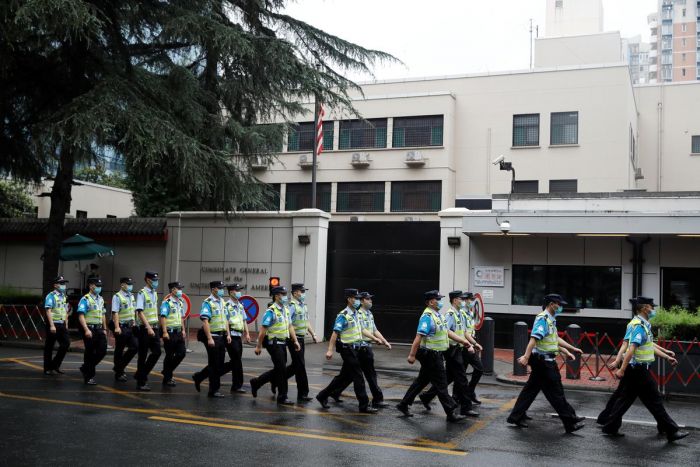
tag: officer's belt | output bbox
[119,320,135,326]
[164,327,182,333]
[339,342,362,350]
[418,347,442,354]
[629,362,652,369]
[267,337,287,345]
[140,323,159,329]
[210,331,226,337]
[87,324,103,330]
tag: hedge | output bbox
[651,306,700,342]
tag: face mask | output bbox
[554,305,563,315]
[176,290,183,298]
[281,295,289,304]
[126,285,133,292]
[299,293,306,302]
[151,280,159,289]
[437,301,444,310]
[365,302,373,310]
[467,301,475,309]
[353,299,360,309]
[58,284,66,292]
[216,289,225,298]
[94,287,102,295]
[234,291,242,299]
[649,309,657,319]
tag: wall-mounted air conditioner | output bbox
[351,152,371,168]
[405,151,426,167]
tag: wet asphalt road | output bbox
[0,344,697,466]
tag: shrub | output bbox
[0,286,43,305]
[651,307,700,341]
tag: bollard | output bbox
[513,321,529,376]
[589,332,606,381]
[479,317,495,375]
[565,324,581,380]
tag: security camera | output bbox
[500,220,511,234]
[492,155,505,165]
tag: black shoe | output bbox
[137,383,151,392]
[232,388,247,394]
[85,378,97,385]
[162,379,176,387]
[523,414,533,421]
[330,395,344,404]
[208,392,225,398]
[192,373,201,393]
[507,417,529,428]
[470,396,482,405]
[565,423,585,434]
[44,370,54,376]
[316,395,330,409]
[575,416,586,424]
[461,410,480,418]
[395,403,413,417]
[667,431,689,443]
[447,413,468,423]
[297,396,313,403]
[657,427,666,436]
[278,399,295,406]
[372,401,390,409]
[602,431,625,438]
[250,378,259,398]
[360,406,379,414]
[53,368,65,375]
[115,373,128,382]
[271,384,277,395]
[418,393,432,411]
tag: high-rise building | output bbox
[624,35,652,84]
[649,0,699,83]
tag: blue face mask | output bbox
[126,284,133,292]
[234,291,242,299]
[175,290,183,298]
[467,301,475,309]
[365,302,373,310]
[151,280,159,289]
[299,293,306,302]
[353,299,360,309]
[437,301,444,310]
[94,287,102,295]
[554,305,563,315]
[216,289,224,298]
[58,284,66,292]
[281,295,289,304]
[649,309,657,319]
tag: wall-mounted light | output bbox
[447,236,461,247]
[298,234,311,245]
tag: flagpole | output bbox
[311,94,320,209]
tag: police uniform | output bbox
[507,294,582,432]
[396,290,463,422]
[283,283,312,402]
[461,292,484,404]
[43,276,71,375]
[111,277,138,382]
[316,288,375,413]
[602,297,688,442]
[159,281,187,386]
[134,271,162,391]
[76,277,108,385]
[250,286,295,405]
[194,281,230,397]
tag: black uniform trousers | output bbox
[463,346,484,398]
[318,344,370,410]
[198,333,226,395]
[400,348,458,415]
[256,339,289,402]
[421,346,472,412]
[602,365,679,436]
[198,336,244,390]
[80,327,107,382]
[329,345,384,403]
[113,323,138,375]
[135,325,162,384]
[597,372,629,424]
[44,322,70,371]
[284,338,309,398]
[508,354,578,428]
[161,329,186,381]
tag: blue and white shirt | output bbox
[135,286,157,311]
[531,311,556,341]
[333,306,357,333]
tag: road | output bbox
[0,344,697,466]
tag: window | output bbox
[512,114,540,147]
[512,265,622,310]
[682,38,687,47]
[555,0,563,8]
[549,179,577,193]
[392,115,443,147]
[287,121,333,152]
[76,210,87,218]
[662,267,700,310]
[629,125,637,165]
[682,52,687,61]
[683,68,687,76]
[682,23,687,32]
[339,118,387,150]
[512,180,539,194]
[336,182,385,212]
[455,198,493,210]
[661,37,672,49]
[106,215,116,218]
[661,53,672,64]
[661,24,672,35]
[692,135,700,153]
[390,181,441,212]
[284,183,331,212]
[550,111,578,145]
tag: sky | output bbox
[283,0,658,81]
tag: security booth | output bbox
[440,192,700,347]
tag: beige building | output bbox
[33,179,134,219]
[545,0,604,38]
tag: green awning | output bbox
[60,234,115,261]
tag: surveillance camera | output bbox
[500,221,511,234]
[492,155,505,166]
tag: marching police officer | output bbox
[461,292,484,404]
[507,293,585,433]
[76,277,108,385]
[601,297,689,442]
[396,290,466,422]
[193,281,231,398]
[225,283,250,393]
[135,271,162,391]
[43,275,71,375]
[418,291,479,417]
[159,281,187,387]
[250,286,299,406]
[283,283,319,403]
[111,276,138,382]
[316,288,377,414]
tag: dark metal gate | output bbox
[324,221,440,343]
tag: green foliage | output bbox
[74,166,129,190]
[651,306,700,341]
[0,179,34,217]
[0,285,43,305]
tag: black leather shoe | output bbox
[316,395,330,409]
[53,368,65,375]
[297,396,313,403]
[270,384,277,395]
[137,383,151,392]
[208,392,225,398]
[330,395,344,404]
[232,388,247,394]
[523,414,533,421]
[470,396,482,405]
[447,413,467,423]
[565,423,585,434]
[192,373,201,393]
[360,406,379,414]
[461,410,480,418]
[115,373,128,382]
[395,403,413,417]
[162,379,176,387]
[507,417,528,428]
[602,431,625,438]
[418,393,432,411]
[85,378,97,385]
[44,370,54,376]
[575,416,586,424]
[250,378,259,398]
[372,401,390,409]
[278,399,295,406]
[667,431,689,442]
[657,427,665,436]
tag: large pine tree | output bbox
[0,0,394,292]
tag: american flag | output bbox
[315,103,325,155]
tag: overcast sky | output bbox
[284,0,658,81]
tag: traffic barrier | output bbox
[0,305,46,341]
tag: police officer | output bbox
[224,283,250,393]
[159,281,187,387]
[507,293,585,433]
[43,275,71,375]
[601,297,689,442]
[135,271,162,391]
[396,290,466,422]
[193,281,231,398]
[76,277,108,385]
[461,292,484,404]
[283,283,319,403]
[250,286,299,406]
[111,276,138,382]
[418,291,479,417]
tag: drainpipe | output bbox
[626,237,651,299]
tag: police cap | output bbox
[424,290,444,301]
[291,283,307,292]
[270,286,287,296]
[448,290,463,301]
[168,281,183,289]
[634,296,657,307]
[145,271,159,280]
[227,283,244,291]
[358,291,374,299]
[544,293,568,306]
[209,280,225,289]
[53,275,69,284]
[119,277,133,285]
[87,276,102,286]
[344,288,359,298]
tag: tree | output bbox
[74,165,129,190]
[0,179,34,218]
[0,1,394,293]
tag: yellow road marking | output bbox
[456,397,517,440]
[149,415,467,457]
[9,358,44,371]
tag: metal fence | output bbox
[0,304,46,341]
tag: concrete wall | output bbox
[535,32,623,68]
[545,0,604,38]
[34,179,134,218]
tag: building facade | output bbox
[33,179,135,219]
[649,0,700,83]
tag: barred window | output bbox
[513,114,540,147]
[392,115,443,147]
[284,183,331,212]
[287,121,333,152]
[692,135,700,154]
[390,181,441,212]
[513,180,539,194]
[549,179,577,193]
[336,182,385,212]
[550,112,578,145]
[339,119,387,150]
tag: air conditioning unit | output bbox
[251,156,268,170]
[404,216,421,222]
[405,151,426,167]
[298,154,314,169]
[350,216,365,222]
[634,168,644,180]
[350,152,371,168]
